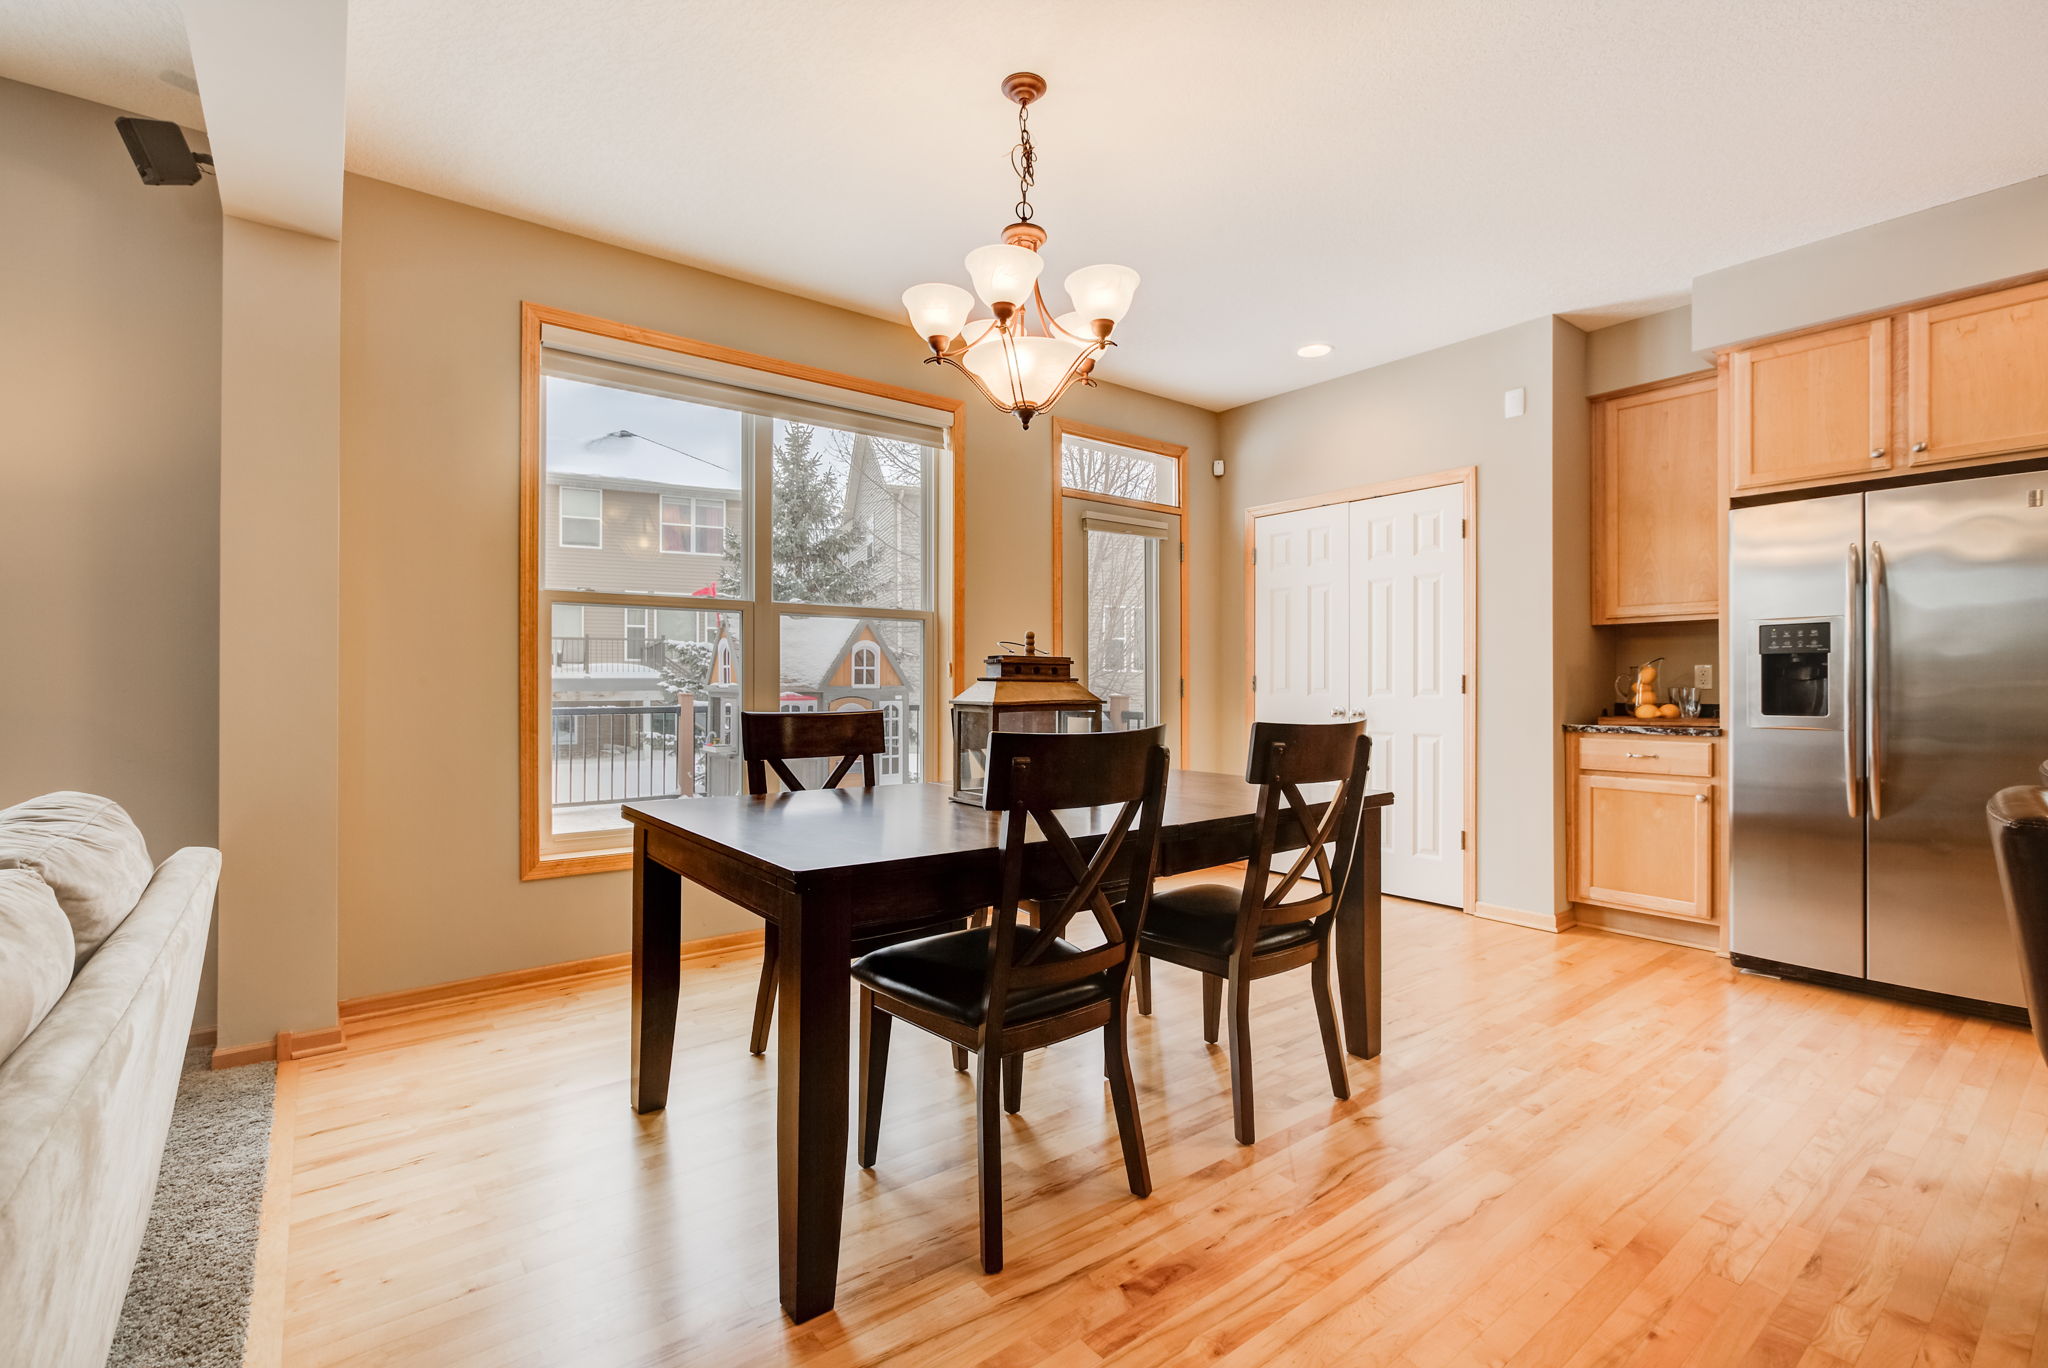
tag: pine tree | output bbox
[717,422,877,604]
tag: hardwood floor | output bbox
[278,897,2048,1366]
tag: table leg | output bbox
[1335,806,1383,1060]
[777,885,851,1322]
[631,827,682,1113]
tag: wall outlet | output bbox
[1694,664,1713,689]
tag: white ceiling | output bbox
[8,0,2048,409]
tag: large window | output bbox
[522,308,957,876]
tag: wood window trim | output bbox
[519,302,968,881]
[1048,420,1192,765]
[1241,465,1480,913]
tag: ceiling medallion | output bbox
[901,72,1139,430]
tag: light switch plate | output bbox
[1694,664,1713,689]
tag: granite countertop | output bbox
[1564,721,1723,737]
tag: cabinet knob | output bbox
[1869,448,1886,461]
[1695,793,1709,803]
[1911,441,1928,453]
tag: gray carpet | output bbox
[106,1047,277,1368]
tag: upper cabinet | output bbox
[1726,318,1891,494]
[1906,278,2048,469]
[1592,375,1719,623]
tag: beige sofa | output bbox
[0,792,219,1368]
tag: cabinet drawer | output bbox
[1575,735,1716,778]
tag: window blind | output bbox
[541,325,951,449]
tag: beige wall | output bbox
[1585,305,1704,395]
[336,175,1220,1001]
[1212,318,1583,919]
[0,79,224,1028]
[1692,175,2048,351]
[216,216,342,1046]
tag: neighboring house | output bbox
[545,427,925,821]
[841,433,926,611]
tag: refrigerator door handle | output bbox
[1868,540,1887,820]
[1844,542,1862,819]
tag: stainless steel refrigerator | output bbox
[1728,467,2048,1017]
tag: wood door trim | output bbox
[519,302,969,880]
[1051,490,1191,764]
[1243,466,1479,912]
[1586,368,1718,404]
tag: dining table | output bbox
[623,770,1393,1322]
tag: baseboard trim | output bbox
[1472,901,1576,934]
[211,1039,277,1070]
[277,1025,347,1059]
[337,928,766,1023]
[1572,904,1720,951]
[214,930,770,1070]
[188,1025,218,1051]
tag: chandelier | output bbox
[901,72,1139,430]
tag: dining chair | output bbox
[852,726,1170,1274]
[739,710,967,1067]
[1988,766,2048,1068]
[1134,720,1370,1145]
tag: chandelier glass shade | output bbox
[901,73,1139,430]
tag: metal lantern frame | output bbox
[949,634,1106,806]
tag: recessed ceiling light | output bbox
[1296,343,1333,358]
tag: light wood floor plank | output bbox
[274,899,2048,1366]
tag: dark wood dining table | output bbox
[623,771,1393,1322]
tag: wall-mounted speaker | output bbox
[114,117,211,186]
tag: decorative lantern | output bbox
[949,632,1106,805]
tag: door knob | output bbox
[1330,709,1346,718]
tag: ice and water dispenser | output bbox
[1755,620,1835,720]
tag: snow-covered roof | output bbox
[547,429,742,494]
[778,616,860,691]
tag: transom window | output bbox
[661,496,726,555]
[522,309,957,877]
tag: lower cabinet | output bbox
[1567,733,1718,922]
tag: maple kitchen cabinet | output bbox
[1568,732,1718,923]
[1591,374,1720,622]
[1726,318,1892,494]
[1905,277,2048,469]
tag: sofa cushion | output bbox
[0,794,154,970]
[0,870,75,1062]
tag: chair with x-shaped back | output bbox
[852,725,1170,1274]
[1134,719,1370,1145]
[739,709,967,1067]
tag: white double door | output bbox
[1252,483,1466,907]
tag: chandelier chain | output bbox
[1010,100,1036,222]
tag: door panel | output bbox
[1863,472,2048,1007]
[1906,279,2048,468]
[1728,319,1891,493]
[1252,504,1349,725]
[1060,497,1181,742]
[1349,484,1465,907]
[1728,493,1866,977]
[1574,774,1714,918]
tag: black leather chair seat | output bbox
[852,926,1113,1027]
[1139,882,1320,959]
